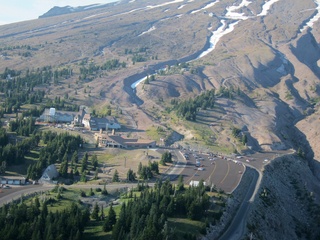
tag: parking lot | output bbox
[179,151,245,193]
[177,148,294,193]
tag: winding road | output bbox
[219,167,261,240]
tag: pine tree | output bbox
[100,205,105,220]
[80,172,87,182]
[126,168,136,181]
[112,170,119,182]
[108,203,116,226]
[89,188,94,196]
[91,202,99,220]
[177,175,185,191]
[81,152,88,173]
[91,154,98,170]
[71,150,78,163]
[59,159,68,178]
[101,184,108,195]
[94,168,98,180]
[138,162,142,175]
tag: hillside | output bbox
[0,0,320,238]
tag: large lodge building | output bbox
[38,107,121,131]
[95,130,156,149]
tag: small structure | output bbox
[0,176,26,185]
[39,164,59,183]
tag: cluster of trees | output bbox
[9,116,35,136]
[0,128,39,167]
[126,168,136,181]
[79,59,126,80]
[109,179,210,239]
[0,68,21,79]
[132,54,146,64]
[231,126,247,145]
[124,47,148,55]
[137,161,159,180]
[144,74,156,84]
[0,199,90,240]
[21,106,44,118]
[217,86,242,99]
[2,89,45,114]
[173,89,216,121]
[0,44,34,52]
[27,131,83,180]
[0,67,71,89]
[78,153,99,182]
[101,59,126,70]
[160,151,172,165]
[44,97,79,112]
[156,62,189,76]
[0,67,75,114]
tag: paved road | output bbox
[0,182,157,207]
[0,184,55,207]
[219,167,260,240]
[161,149,187,181]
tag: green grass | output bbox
[83,220,110,240]
[96,152,116,163]
[146,125,167,142]
[46,188,81,212]
[25,150,40,160]
[168,217,206,239]
[6,149,40,176]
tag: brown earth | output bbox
[0,0,318,154]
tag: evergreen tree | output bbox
[177,175,185,192]
[241,134,247,145]
[126,168,136,181]
[81,152,88,173]
[160,151,172,165]
[101,184,108,195]
[91,154,98,170]
[112,170,119,182]
[94,168,99,180]
[108,203,116,226]
[137,162,142,175]
[80,172,87,182]
[91,202,100,220]
[103,203,116,232]
[89,188,94,196]
[71,150,79,163]
[59,157,68,178]
[100,205,105,220]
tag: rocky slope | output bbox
[246,155,320,240]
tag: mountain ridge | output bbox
[38,1,119,19]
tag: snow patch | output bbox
[300,0,320,32]
[257,0,280,17]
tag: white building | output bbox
[39,164,59,183]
